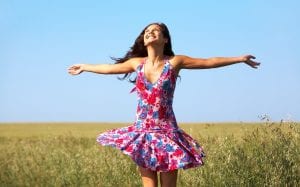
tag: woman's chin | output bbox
[144,40,162,47]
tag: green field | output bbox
[0,122,299,186]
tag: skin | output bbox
[68,24,260,187]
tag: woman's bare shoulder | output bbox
[128,57,145,70]
[168,55,186,70]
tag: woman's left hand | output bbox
[242,55,260,69]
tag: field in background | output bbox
[0,122,299,186]
[0,122,266,138]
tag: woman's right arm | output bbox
[68,58,141,75]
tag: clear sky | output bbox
[1,0,299,123]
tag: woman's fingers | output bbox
[248,60,260,68]
[68,65,82,75]
[243,55,260,69]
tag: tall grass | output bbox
[179,122,300,186]
[0,122,299,186]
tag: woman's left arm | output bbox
[175,55,260,69]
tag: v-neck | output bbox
[142,58,167,85]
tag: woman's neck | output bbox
[147,45,164,65]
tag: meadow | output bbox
[0,122,299,186]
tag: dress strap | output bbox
[130,58,147,93]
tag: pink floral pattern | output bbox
[97,58,205,172]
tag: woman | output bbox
[68,22,260,187]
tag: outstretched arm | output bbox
[175,55,260,70]
[68,58,140,75]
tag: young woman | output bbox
[68,22,260,187]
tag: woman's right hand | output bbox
[68,64,85,75]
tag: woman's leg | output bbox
[160,170,178,187]
[139,166,158,187]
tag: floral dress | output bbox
[97,58,205,172]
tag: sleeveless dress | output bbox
[97,58,205,172]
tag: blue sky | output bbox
[1,0,299,123]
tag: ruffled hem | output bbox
[96,125,205,172]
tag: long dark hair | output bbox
[112,22,175,83]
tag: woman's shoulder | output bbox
[130,57,145,64]
[168,55,185,70]
[128,57,146,70]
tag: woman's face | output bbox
[143,24,167,46]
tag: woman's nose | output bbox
[148,30,154,34]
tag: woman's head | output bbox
[134,22,174,57]
[115,22,174,62]
[114,22,175,82]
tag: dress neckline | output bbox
[142,57,168,85]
